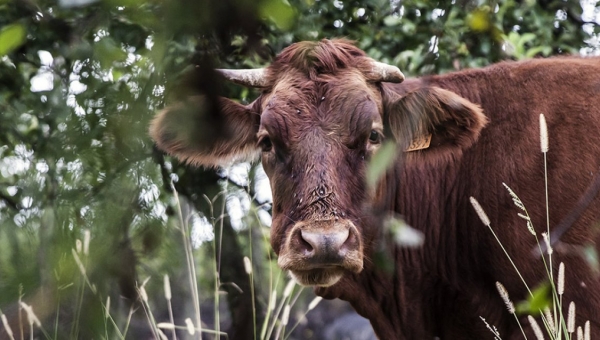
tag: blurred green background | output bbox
[0,0,599,339]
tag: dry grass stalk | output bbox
[157,323,176,330]
[495,282,515,314]
[558,262,565,296]
[308,297,323,311]
[480,316,502,340]
[283,279,295,299]
[568,302,576,333]
[1,313,15,340]
[584,320,590,340]
[185,318,195,335]
[163,275,172,300]
[243,256,253,275]
[470,197,490,226]
[542,232,552,255]
[528,315,545,340]
[502,182,526,211]
[268,290,277,311]
[83,229,90,256]
[19,302,41,327]
[282,305,291,326]
[543,307,555,336]
[139,287,149,303]
[75,239,82,254]
[539,114,549,153]
[471,196,533,297]
[105,296,110,319]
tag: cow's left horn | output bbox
[369,61,405,83]
[216,68,268,88]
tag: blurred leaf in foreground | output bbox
[366,141,396,190]
[0,23,26,56]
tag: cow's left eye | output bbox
[369,130,381,143]
[258,136,273,152]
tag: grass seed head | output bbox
[543,307,555,336]
[495,282,515,314]
[83,229,90,255]
[269,290,277,311]
[528,315,545,340]
[502,182,526,211]
[105,296,111,319]
[568,301,576,333]
[308,296,323,311]
[163,274,172,301]
[282,305,291,326]
[139,287,148,303]
[584,321,590,340]
[185,318,195,335]
[540,114,549,153]
[542,232,553,255]
[157,323,176,330]
[243,256,252,275]
[558,262,565,295]
[470,197,490,226]
[283,279,295,298]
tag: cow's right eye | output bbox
[258,136,273,152]
[369,130,381,144]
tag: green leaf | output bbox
[259,0,296,31]
[385,216,424,248]
[516,282,551,314]
[93,37,128,68]
[366,141,397,189]
[583,245,599,275]
[0,23,26,56]
[383,15,402,27]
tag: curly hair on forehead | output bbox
[267,39,373,82]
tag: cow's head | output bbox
[151,39,487,287]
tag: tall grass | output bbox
[0,174,327,340]
[470,114,592,340]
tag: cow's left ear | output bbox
[150,95,261,167]
[383,86,488,156]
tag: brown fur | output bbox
[151,39,600,339]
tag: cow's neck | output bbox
[320,155,493,338]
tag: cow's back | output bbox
[390,57,600,338]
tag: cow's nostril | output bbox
[298,231,314,254]
[340,228,356,252]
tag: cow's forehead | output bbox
[259,68,383,126]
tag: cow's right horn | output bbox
[369,61,405,83]
[216,68,268,88]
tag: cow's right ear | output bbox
[383,86,488,158]
[150,96,261,167]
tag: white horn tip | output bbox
[216,68,268,88]
[371,61,405,83]
[386,66,405,83]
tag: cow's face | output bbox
[257,69,385,286]
[150,39,487,288]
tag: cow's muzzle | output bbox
[277,219,364,287]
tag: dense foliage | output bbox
[0,0,598,338]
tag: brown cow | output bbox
[151,39,600,339]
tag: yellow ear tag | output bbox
[405,134,432,152]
